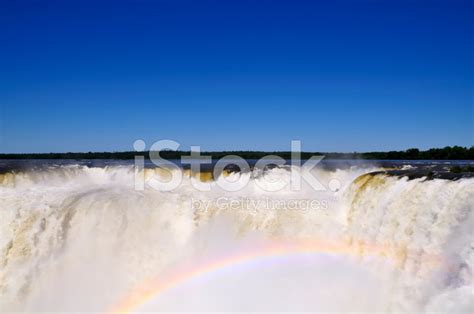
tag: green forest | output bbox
[1,146,473,160]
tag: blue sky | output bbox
[1,0,472,153]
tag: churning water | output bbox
[0,161,473,313]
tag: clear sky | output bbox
[1,0,472,153]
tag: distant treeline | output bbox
[0,146,473,160]
[362,146,474,160]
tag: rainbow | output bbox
[109,239,441,313]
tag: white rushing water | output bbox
[0,165,473,313]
